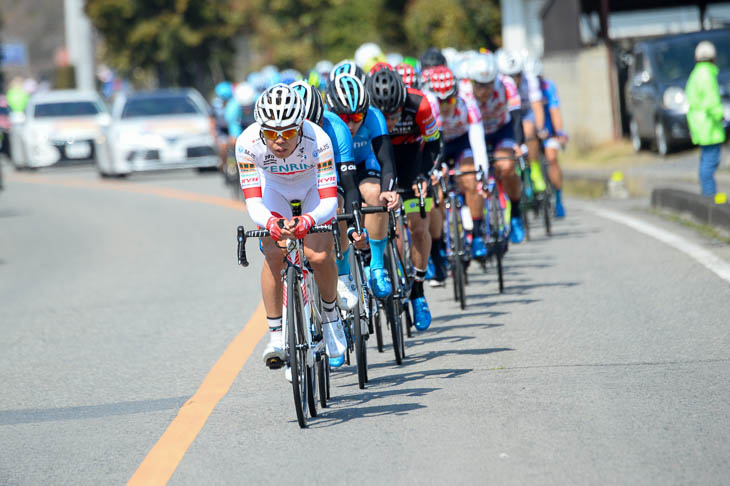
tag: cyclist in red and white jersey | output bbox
[236,84,347,371]
[427,66,490,259]
[469,52,527,243]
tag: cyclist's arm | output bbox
[371,134,397,192]
[310,140,339,224]
[237,157,272,227]
[339,162,360,212]
[503,76,525,145]
[465,98,488,173]
[414,92,441,173]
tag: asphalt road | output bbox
[1,164,728,485]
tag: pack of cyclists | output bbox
[229,45,568,380]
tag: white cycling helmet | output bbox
[315,60,334,76]
[468,53,498,84]
[234,82,257,106]
[254,83,305,129]
[355,42,385,67]
[442,47,460,69]
[522,55,542,77]
[496,49,524,76]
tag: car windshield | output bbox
[651,31,730,83]
[121,95,200,118]
[34,101,100,118]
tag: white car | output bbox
[9,90,111,169]
[99,89,218,176]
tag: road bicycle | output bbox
[236,201,333,428]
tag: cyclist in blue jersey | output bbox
[524,57,567,218]
[326,71,399,299]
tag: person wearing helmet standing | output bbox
[367,67,440,330]
[327,71,400,300]
[686,40,726,197]
[469,52,527,243]
[236,84,347,374]
[497,49,549,197]
[290,80,366,349]
[523,55,568,217]
[428,66,490,259]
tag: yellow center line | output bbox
[9,172,266,484]
[128,302,267,485]
[7,173,246,212]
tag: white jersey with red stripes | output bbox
[439,95,482,143]
[475,74,522,135]
[235,120,337,228]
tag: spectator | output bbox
[686,41,726,197]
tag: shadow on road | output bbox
[0,396,189,425]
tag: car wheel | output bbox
[630,117,644,152]
[654,120,670,156]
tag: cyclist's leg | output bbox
[544,137,565,217]
[490,128,523,243]
[357,156,391,297]
[259,190,293,367]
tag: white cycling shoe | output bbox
[284,365,292,383]
[262,331,285,369]
[336,274,358,311]
[323,318,347,358]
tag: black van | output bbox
[625,28,730,155]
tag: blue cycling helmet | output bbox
[215,81,233,100]
[330,60,367,85]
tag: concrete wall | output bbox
[543,45,616,148]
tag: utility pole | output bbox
[64,0,95,91]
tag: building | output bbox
[500,0,730,148]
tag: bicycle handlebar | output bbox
[236,224,333,267]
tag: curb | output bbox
[651,188,730,231]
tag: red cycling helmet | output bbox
[396,63,419,88]
[368,62,393,76]
[428,66,457,100]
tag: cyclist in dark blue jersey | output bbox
[326,71,399,300]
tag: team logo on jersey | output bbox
[318,159,333,170]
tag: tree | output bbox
[85,0,248,91]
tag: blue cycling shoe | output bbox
[425,258,435,281]
[555,200,566,218]
[412,297,432,331]
[510,217,525,244]
[471,236,487,259]
[329,354,345,368]
[369,267,392,299]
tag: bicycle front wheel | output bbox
[286,266,308,428]
[352,254,367,389]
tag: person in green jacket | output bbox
[685,41,726,197]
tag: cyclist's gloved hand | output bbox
[266,216,285,241]
[293,214,315,239]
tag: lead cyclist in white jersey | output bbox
[236,84,347,371]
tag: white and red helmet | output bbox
[428,66,458,100]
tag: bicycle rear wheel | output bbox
[286,266,308,428]
[450,202,466,310]
[489,192,506,293]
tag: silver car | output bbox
[9,90,111,169]
[99,89,218,176]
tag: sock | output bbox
[555,189,563,205]
[511,199,522,220]
[267,316,282,333]
[530,160,546,191]
[369,237,387,270]
[430,238,446,279]
[362,246,372,267]
[321,298,338,322]
[336,246,351,276]
[410,268,426,299]
[472,218,483,238]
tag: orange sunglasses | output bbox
[337,112,365,124]
[261,127,300,141]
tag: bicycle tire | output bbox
[373,295,384,353]
[286,266,307,428]
[387,240,406,362]
[352,255,367,389]
[450,199,466,310]
[385,296,403,365]
[317,360,327,408]
[489,192,506,294]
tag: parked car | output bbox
[625,28,730,156]
[98,88,218,177]
[8,90,111,169]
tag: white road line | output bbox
[585,206,730,284]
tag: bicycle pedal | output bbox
[266,357,285,370]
